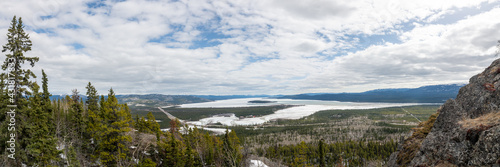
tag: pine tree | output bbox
[94,88,132,166]
[69,89,85,140]
[223,129,242,167]
[158,131,185,167]
[1,16,38,102]
[64,89,86,165]
[292,141,309,167]
[0,66,13,164]
[146,112,160,134]
[1,16,39,165]
[67,146,81,167]
[85,82,99,112]
[138,158,156,167]
[85,82,100,159]
[319,139,326,167]
[24,80,60,166]
[184,134,196,167]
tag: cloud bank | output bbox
[0,0,499,95]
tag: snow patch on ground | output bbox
[180,98,271,108]
[249,160,269,167]
[187,102,425,126]
[161,125,230,135]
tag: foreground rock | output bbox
[389,59,500,166]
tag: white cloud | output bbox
[0,0,498,95]
[302,6,500,93]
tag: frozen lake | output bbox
[181,98,433,126]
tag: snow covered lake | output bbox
[181,98,433,126]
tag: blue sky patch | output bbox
[59,24,80,29]
[40,15,55,20]
[70,43,85,50]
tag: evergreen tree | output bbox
[146,112,161,136]
[0,66,11,163]
[136,112,162,142]
[69,89,85,140]
[67,146,81,167]
[24,81,60,166]
[85,82,99,112]
[292,141,309,167]
[1,16,38,165]
[223,129,242,167]
[65,89,86,165]
[158,131,185,167]
[85,82,100,159]
[138,158,156,167]
[94,88,132,166]
[319,139,326,167]
[1,16,38,101]
[184,132,199,167]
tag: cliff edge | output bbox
[389,59,500,166]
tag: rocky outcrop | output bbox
[389,59,500,166]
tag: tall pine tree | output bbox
[24,72,60,166]
[85,82,100,161]
[1,16,39,165]
[93,89,132,166]
[1,16,38,102]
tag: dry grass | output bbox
[489,66,500,74]
[460,111,500,129]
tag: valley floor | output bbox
[139,104,440,166]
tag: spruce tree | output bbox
[1,16,39,165]
[1,16,38,101]
[319,139,326,167]
[94,89,132,166]
[146,112,161,140]
[223,129,242,167]
[0,65,11,164]
[85,82,100,159]
[292,141,309,166]
[85,82,99,112]
[24,81,60,166]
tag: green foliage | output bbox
[280,105,440,125]
[259,140,397,166]
[154,120,244,167]
[93,89,133,166]
[135,112,161,138]
[319,139,326,167]
[1,16,38,100]
[0,15,39,165]
[223,129,242,167]
[67,146,81,167]
[23,76,60,166]
[138,158,156,167]
[291,141,312,167]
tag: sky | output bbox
[0,0,499,95]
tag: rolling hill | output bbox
[278,84,465,103]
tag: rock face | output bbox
[389,59,500,166]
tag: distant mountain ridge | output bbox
[50,94,211,107]
[278,84,465,103]
[192,95,271,101]
[117,94,211,107]
[49,84,464,104]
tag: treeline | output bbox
[256,140,397,166]
[0,16,243,166]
